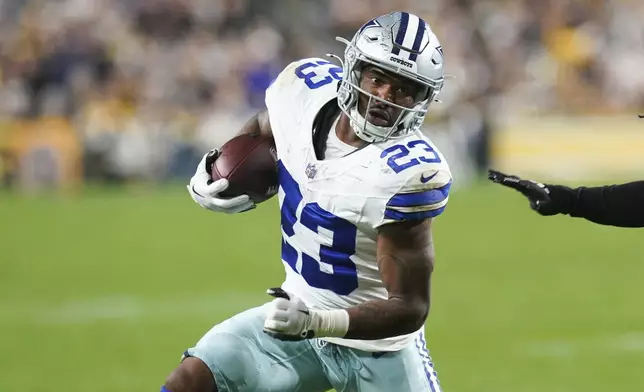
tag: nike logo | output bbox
[420,171,438,183]
[191,185,204,198]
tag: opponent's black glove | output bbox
[488,170,575,216]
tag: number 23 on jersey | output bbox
[294,60,343,90]
[278,162,359,296]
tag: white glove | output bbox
[263,288,316,341]
[186,149,255,214]
[263,288,349,341]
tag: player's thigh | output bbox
[327,337,442,392]
[184,304,331,392]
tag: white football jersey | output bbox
[265,58,452,352]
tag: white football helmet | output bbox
[335,12,445,143]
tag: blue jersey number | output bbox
[381,140,441,174]
[295,60,343,90]
[278,162,358,295]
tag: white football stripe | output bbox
[402,14,420,60]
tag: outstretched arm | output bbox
[488,170,644,228]
[566,181,644,227]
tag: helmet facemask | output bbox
[335,37,443,143]
[339,62,434,143]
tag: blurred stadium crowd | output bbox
[0,0,642,188]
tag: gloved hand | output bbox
[488,169,565,216]
[187,149,255,214]
[263,288,316,341]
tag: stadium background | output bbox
[0,0,643,391]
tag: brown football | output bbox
[210,133,279,204]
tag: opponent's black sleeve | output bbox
[548,181,644,228]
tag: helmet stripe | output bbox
[391,12,409,55]
[409,19,427,62]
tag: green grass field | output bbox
[1,182,643,392]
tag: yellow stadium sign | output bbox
[492,116,644,182]
[1,117,81,191]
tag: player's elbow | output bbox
[407,299,430,331]
[391,297,429,334]
[237,109,273,138]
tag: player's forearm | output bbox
[571,181,644,227]
[339,240,434,340]
[549,181,644,227]
[305,223,435,341]
[303,297,427,340]
[343,297,428,340]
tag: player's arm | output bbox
[263,221,436,341]
[567,181,644,227]
[341,172,451,339]
[236,109,273,138]
[344,219,434,339]
[489,170,644,228]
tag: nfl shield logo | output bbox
[305,163,318,179]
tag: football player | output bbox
[166,12,451,392]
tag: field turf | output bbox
[1,182,642,391]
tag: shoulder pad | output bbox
[383,168,452,223]
[265,58,342,111]
[377,135,453,223]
